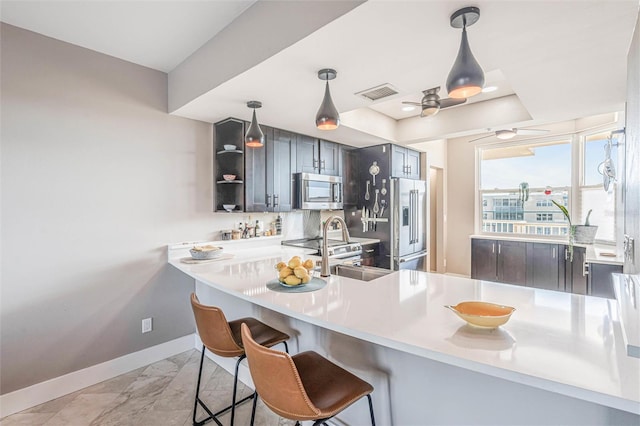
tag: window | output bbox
[579,132,617,242]
[480,140,571,238]
[478,128,620,243]
[536,213,553,222]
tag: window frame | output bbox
[475,127,619,245]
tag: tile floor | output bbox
[0,350,295,426]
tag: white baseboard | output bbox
[0,334,195,419]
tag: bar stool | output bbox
[190,293,289,426]
[240,323,375,426]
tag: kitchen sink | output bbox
[333,264,392,282]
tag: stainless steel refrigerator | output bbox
[343,144,428,270]
[389,177,428,270]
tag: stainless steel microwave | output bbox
[293,173,343,210]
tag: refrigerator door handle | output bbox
[411,189,418,244]
[398,250,428,263]
[409,191,413,244]
[409,190,415,244]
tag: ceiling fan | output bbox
[468,128,550,143]
[402,86,467,117]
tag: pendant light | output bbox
[446,7,485,99]
[245,101,264,148]
[315,68,340,130]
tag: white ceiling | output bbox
[0,0,255,72]
[2,0,638,146]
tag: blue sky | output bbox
[481,142,571,189]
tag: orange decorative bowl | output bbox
[445,301,515,328]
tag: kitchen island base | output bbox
[194,281,639,426]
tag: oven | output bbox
[293,173,343,210]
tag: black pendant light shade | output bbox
[245,101,264,148]
[315,68,340,130]
[446,7,485,99]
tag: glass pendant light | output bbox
[245,101,264,148]
[446,7,485,99]
[315,68,340,130]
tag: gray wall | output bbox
[624,12,639,274]
[0,24,216,394]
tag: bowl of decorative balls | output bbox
[275,256,315,287]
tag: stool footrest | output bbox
[193,393,255,426]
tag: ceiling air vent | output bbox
[356,84,399,101]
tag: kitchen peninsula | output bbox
[169,238,640,425]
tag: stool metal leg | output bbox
[367,394,376,426]
[193,347,254,426]
[229,354,245,426]
[193,345,223,426]
[249,391,258,426]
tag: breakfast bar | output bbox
[169,239,640,425]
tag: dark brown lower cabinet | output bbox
[588,263,623,299]
[526,243,562,291]
[472,239,621,298]
[471,239,526,285]
[565,246,588,295]
[471,239,498,281]
[496,240,527,285]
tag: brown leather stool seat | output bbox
[190,293,289,426]
[241,323,375,426]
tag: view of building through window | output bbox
[479,132,617,242]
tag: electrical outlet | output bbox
[142,318,152,333]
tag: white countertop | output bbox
[168,241,639,414]
[470,234,624,265]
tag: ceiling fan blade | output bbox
[440,97,467,109]
[402,101,423,106]
[515,129,550,135]
[468,134,494,143]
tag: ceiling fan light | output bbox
[446,11,485,99]
[245,101,264,148]
[421,106,440,117]
[316,70,340,130]
[496,129,517,140]
[421,99,440,117]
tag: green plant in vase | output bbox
[552,200,574,261]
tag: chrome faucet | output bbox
[321,215,351,277]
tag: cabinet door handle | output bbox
[365,249,375,253]
[552,247,556,259]
[320,159,325,171]
[498,243,501,254]
[565,248,568,261]
[583,261,589,276]
[492,243,495,254]
[266,194,271,208]
[273,194,279,207]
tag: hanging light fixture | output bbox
[315,68,340,130]
[244,101,264,148]
[446,6,485,99]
